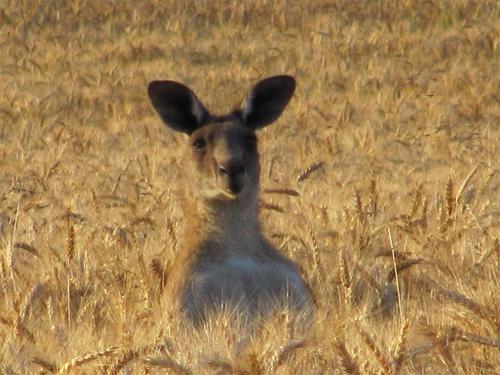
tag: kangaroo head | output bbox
[148,75,295,203]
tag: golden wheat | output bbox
[0,0,498,373]
[57,346,117,374]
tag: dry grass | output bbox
[1,0,499,373]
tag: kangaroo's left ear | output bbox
[240,75,296,130]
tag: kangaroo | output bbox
[147,75,313,325]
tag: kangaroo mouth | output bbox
[228,181,243,195]
[221,186,243,199]
[219,180,244,199]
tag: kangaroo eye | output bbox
[192,138,207,151]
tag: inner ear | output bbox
[148,80,209,134]
[241,75,296,130]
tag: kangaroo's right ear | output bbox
[148,80,209,135]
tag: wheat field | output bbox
[0,1,499,373]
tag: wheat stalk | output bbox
[447,326,500,348]
[263,188,300,196]
[474,238,499,268]
[436,287,499,332]
[2,314,35,344]
[166,217,178,251]
[333,340,360,375]
[445,177,455,218]
[110,341,169,374]
[150,258,168,292]
[66,216,75,262]
[409,182,423,219]
[355,321,392,375]
[297,161,323,182]
[32,357,57,373]
[392,317,410,373]
[259,199,285,213]
[144,356,191,374]
[91,188,101,214]
[339,247,352,307]
[58,346,117,374]
[387,227,403,322]
[369,178,378,218]
[8,201,21,293]
[269,339,307,371]
[119,291,131,345]
[304,222,321,279]
[17,283,44,325]
[420,194,428,227]
[13,242,39,257]
[354,188,363,221]
[47,294,68,348]
[205,358,237,373]
[455,166,478,206]
[422,324,456,374]
[109,349,140,375]
[14,283,44,341]
[386,259,423,283]
[1,364,17,375]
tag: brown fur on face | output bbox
[147,76,313,326]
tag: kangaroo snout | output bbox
[217,160,246,195]
[217,161,246,178]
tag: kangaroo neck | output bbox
[182,193,261,244]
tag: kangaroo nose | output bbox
[218,163,245,177]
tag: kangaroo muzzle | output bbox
[217,161,246,195]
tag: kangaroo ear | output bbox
[148,80,209,134]
[241,75,296,130]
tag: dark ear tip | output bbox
[280,75,296,94]
[148,80,192,99]
[263,75,296,96]
[279,75,296,86]
[283,75,296,94]
[147,81,160,98]
[147,80,174,101]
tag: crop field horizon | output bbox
[0,1,499,373]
